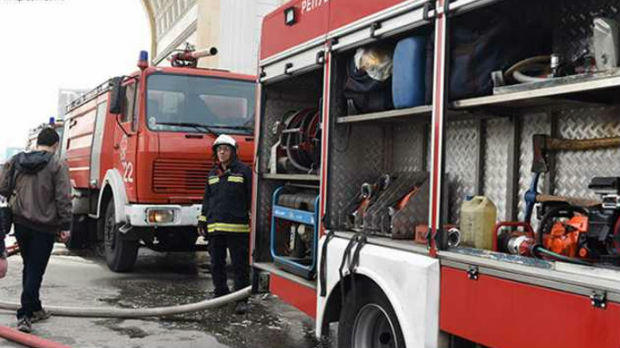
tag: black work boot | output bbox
[17,317,32,333]
[234,301,248,315]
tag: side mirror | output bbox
[109,76,126,114]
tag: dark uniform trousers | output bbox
[208,233,250,297]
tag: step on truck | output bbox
[62,48,256,272]
[251,0,620,347]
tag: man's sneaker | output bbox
[234,301,248,315]
[17,317,32,333]
[32,309,51,323]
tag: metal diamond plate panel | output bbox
[483,118,511,221]
[554,0,620,62]
[392,123,426,173]
[328,124,385,229]
[255,180,280,262]
[554,106,620,200]
[445,119,477,224]
[518,112,552,228]
[327,122,428,231]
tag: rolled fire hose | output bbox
[1,244,251,319]
[0,325,71,348]
[504,55,552,83]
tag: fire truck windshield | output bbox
[146,73,255,135]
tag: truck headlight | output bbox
[147,209,175,224]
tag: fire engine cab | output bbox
[62,48,255,272]
[252,0,620,347]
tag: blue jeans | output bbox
[14,224,55,319]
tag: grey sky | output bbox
[0,0,150,154]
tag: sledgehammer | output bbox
[524,134,620,223]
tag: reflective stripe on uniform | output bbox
[207,222,250,233]
[208,176,220,185]
[198,215,207,222]
[228,176,244,183]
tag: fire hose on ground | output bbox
[0,242,251,347]
[0,325,72,348]
[0,287,251,318]
[0,243,250,318]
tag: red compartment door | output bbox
[440,266,620,348]
[270,273,317,318]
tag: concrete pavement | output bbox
[0,243,328,348]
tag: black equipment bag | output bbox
[425,1,552,102]
[343,58,393,115]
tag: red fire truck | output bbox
[62,48,255,272]
[26,117,65,152]
[252,0,620,347]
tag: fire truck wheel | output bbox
[338,280,405,348]
[103,200,138,272]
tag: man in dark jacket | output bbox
[0,196,7,279]
[198,134,252,315]
[0,128,71,333]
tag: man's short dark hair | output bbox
[37,128,60,147]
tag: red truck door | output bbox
[112,80,139,202]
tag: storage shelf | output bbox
[336,105,432,124]
[263,173,320,181]
[333,230,429,255]
[452,73,620,110]
[253,262,317,289]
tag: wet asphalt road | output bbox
[0,241,332,348]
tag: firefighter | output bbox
[198,134,252,315]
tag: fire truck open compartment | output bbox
[251,0,620,347]
[324,16,436,241]
[254,68,324,273]
[326,119,432,232]
[254,0,620,347]
[438,1,620,345]
[322,0,620,277]
[436,0,620,272]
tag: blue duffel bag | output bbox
[392,36,427,109]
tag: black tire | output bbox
[65,215,88,250]
[338,280,406,348]
[103,200,138,272]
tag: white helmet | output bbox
[212,134,237,151]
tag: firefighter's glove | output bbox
[198,215,208,238]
